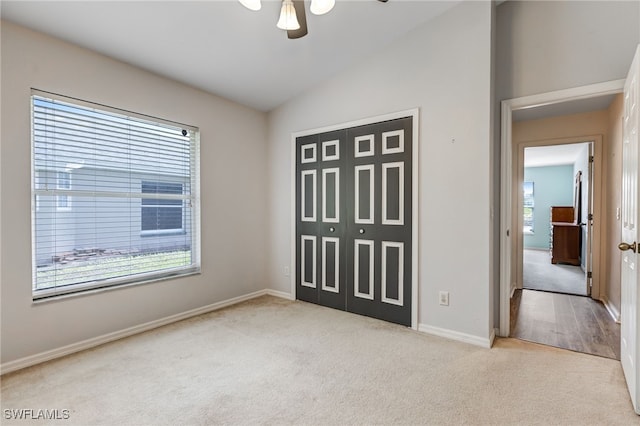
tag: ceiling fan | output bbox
[239,0,388,40]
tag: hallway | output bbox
[510,289,620,360]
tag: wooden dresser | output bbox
[550,206,581,266]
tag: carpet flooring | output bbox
[523,248,587,295]
[1,296,637,425]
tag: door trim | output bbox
[290,108,420,329]
[499,80,625,337]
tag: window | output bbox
[56,171,71,210]
[141,181,184,233]
[523,181,534,234]
[31,90,200,299]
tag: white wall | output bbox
[267,2,494,341]
[0,21,269,364]
[496,0,640,101]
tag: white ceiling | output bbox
[1,0,460,111]
[524,143,589,168]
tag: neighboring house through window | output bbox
[141,181,184,234]
[56,171,71,210]
[34,170,40,211]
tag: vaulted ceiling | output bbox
[1,0,460,111]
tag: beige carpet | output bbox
[1,296,637,425]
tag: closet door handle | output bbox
[359,229,365,234]
[329,227,335,233]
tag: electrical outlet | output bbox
[284,266,290,277]
[439,291,449,306]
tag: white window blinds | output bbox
[31,90,200,299]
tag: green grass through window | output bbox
[35,250,192,290]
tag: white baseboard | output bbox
[601,297,621,323]
[0,289,273,376]
[510,283,517,298]
[418,324,494,348]
[266,289,295,300]
[7,287,504,374]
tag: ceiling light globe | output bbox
[310,0,335,15]
[277,0,300,31]
[239,0,261,11]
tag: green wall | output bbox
[523,165,574,249]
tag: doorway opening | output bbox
[521,142,592,297]
[514,140,619,359]
[511,137,620,359]
[499,80,625,360]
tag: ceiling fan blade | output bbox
[287,0,308,39]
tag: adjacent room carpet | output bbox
[523,248,587,295]
[1,296,636,425]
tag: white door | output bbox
[620,43,640,414]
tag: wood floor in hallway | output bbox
[510,289,620,360]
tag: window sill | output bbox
[524,231,535,236]
[140,229,186,237]
[32,267,201,303]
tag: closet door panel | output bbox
[296,130,347,310]
[345,117,413,326]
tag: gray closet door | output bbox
[296,129,347,311]
[296,116,412,326]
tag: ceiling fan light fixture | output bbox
[238,0,262,11]
[310,0,335,15]
[277,0,300,31]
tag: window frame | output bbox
[31,89,201,300]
